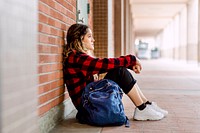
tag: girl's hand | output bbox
[133,65,141,74]
[133,58,142,74]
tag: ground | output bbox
[50,59,200,133]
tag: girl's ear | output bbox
[81,36,85,44]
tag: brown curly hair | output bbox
[63,23,89,59]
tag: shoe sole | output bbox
[133,116,164,121]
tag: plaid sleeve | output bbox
[75,53,136,77]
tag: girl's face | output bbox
[82,28,95,51]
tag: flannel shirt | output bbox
[63,50,137,110]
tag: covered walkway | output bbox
[1,0,200,133]
[50,59,200,133]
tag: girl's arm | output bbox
[75,52,137,77]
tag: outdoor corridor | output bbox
[50,59,200,133]
[1,0,200,133]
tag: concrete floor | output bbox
[50,59,200,133]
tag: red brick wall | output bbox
[38,0,76,116]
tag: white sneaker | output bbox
[133,105,164,121]
[150,102,168,117]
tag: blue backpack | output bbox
[79,79,129,127]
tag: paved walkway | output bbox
[50,59,200,133]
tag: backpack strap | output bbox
[125,116,130,128]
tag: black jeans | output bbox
[104,67,137,94]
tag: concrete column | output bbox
[108,0,114,57]
[121,0,125,56]
[124,0,128,55]
[174,15,180,60]
[179,6,187,61]
[0,0,38,133]
[187,0,198,63]
[198,0,200,65]
[114,0,123,57]
[130,10,136,55]
[124,0,134,55]
[160,22,174,59]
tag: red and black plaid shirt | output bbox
[63,50,137,109]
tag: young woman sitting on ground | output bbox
[63,23,168,122]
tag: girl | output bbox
[63,23,168,122]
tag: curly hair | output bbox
[63,23,89,59]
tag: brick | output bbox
[38,34,49,43]
[38,45,51,54]
[54,2,67,15]
[40,0,48,5]
[38,87,64,105]
[49,9,56,18]
[50,28,59,36]
[58,47,63,54]
[51,63,63,71]
[48,0,56,8]
[40,0,55,9]
[56,37,64,45]
[38,83,51,94]
[55,71,63,79]
[48,18,55,26]
[71,0,76,8]
[38,64,51,73]
[61,23,67,30]
[38,95,64,116]
[38,79,64,95]
[48,37,56,44]
[39,74,49,84]
[50,46,58,53]
[39,13,48,24]
[54,21,62,29]
[39,34,64,46]
[38,23,51,35]
[59,79,64,86]
[39,24,63,37]
[50,80,58,89]
[38,102,50,116]
[38,2,50,14]
[49,72,56,81]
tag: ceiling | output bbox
[130,0,191,37]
